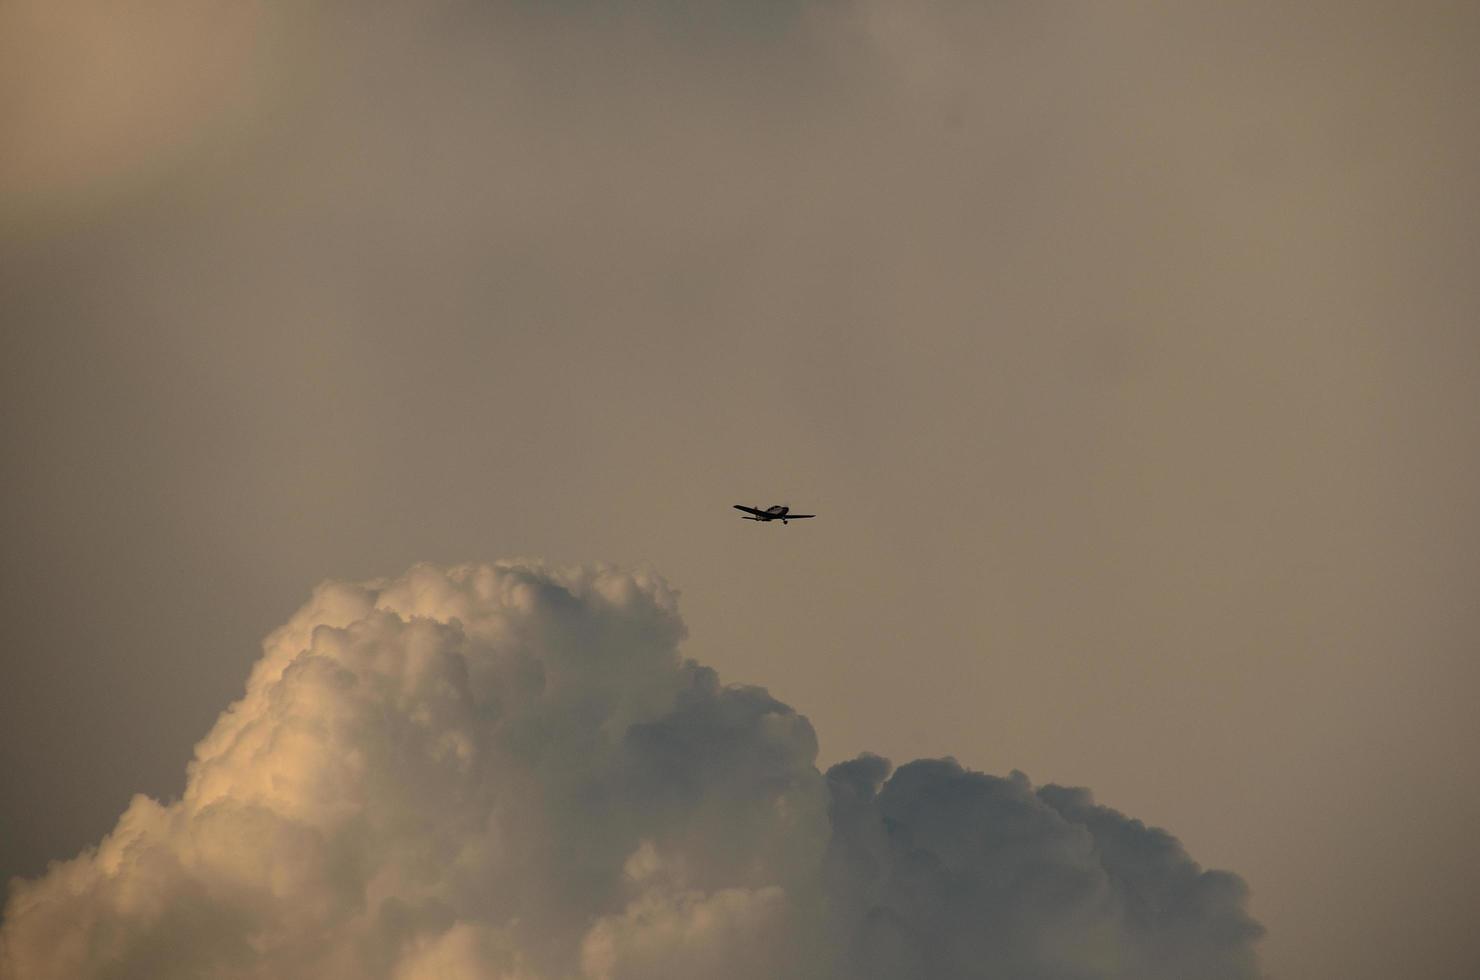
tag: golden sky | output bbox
[3,4,1478,979]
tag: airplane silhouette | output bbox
[733,504,816,525]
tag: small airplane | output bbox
[733,504,816,525]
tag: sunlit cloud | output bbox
[1,561,1260,979]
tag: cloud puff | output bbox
[0,561,1261,978]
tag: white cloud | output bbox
[0,561,1260,978]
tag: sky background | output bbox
[2,3,1478,979]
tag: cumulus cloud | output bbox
[0,561,1260,979]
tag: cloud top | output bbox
[1,561,1260,978]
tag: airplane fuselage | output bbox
[733,504,814,525]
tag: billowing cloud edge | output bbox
[1,561,1262,979]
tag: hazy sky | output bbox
[2,3,1478,979]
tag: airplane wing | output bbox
[733,505,769,518]
[785,514,816,519]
